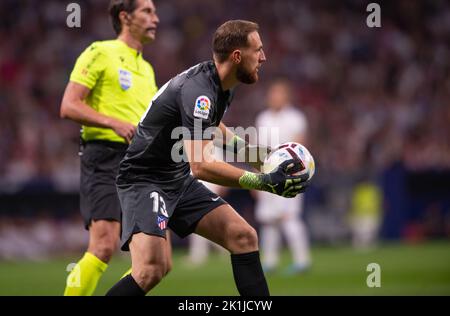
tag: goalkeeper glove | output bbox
[238,159,310,198]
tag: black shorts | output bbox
[118,175,227,251]
[80,140,128,229]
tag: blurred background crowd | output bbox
[0,0,449,259]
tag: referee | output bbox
[60,0,170,296]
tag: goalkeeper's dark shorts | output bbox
[80,140,127,230]
[117,175,227,251]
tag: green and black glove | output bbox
[239,159,310,198]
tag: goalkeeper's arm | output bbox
[184,139,309,198]
[214,122,271,170]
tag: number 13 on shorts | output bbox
[150,192,169,218]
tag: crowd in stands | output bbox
[1,0,449,258]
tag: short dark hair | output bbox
[212,20,260,63]
[109,0,138,35]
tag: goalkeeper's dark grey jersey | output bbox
[118,61,233,187]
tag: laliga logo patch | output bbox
[193,96,211,119]
[118,69,132,90]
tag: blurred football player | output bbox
[254,79,312,274]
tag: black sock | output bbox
[230,251,270,296]
[105,274,146,296]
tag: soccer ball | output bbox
[262,142,315,180]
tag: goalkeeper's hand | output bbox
[260,159,310,197]
[239,159,311,198]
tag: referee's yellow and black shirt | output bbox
[70,39,158,143]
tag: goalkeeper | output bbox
[105,20,310,296]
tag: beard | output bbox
[236,64,258,84]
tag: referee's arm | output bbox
[60,81,136,143]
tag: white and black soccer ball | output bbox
[262,142,315,180]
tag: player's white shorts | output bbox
[255,191,303,223]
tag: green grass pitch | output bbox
[0,242,449,295]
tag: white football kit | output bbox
[255,105,311,271]
[255,106,308,222]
